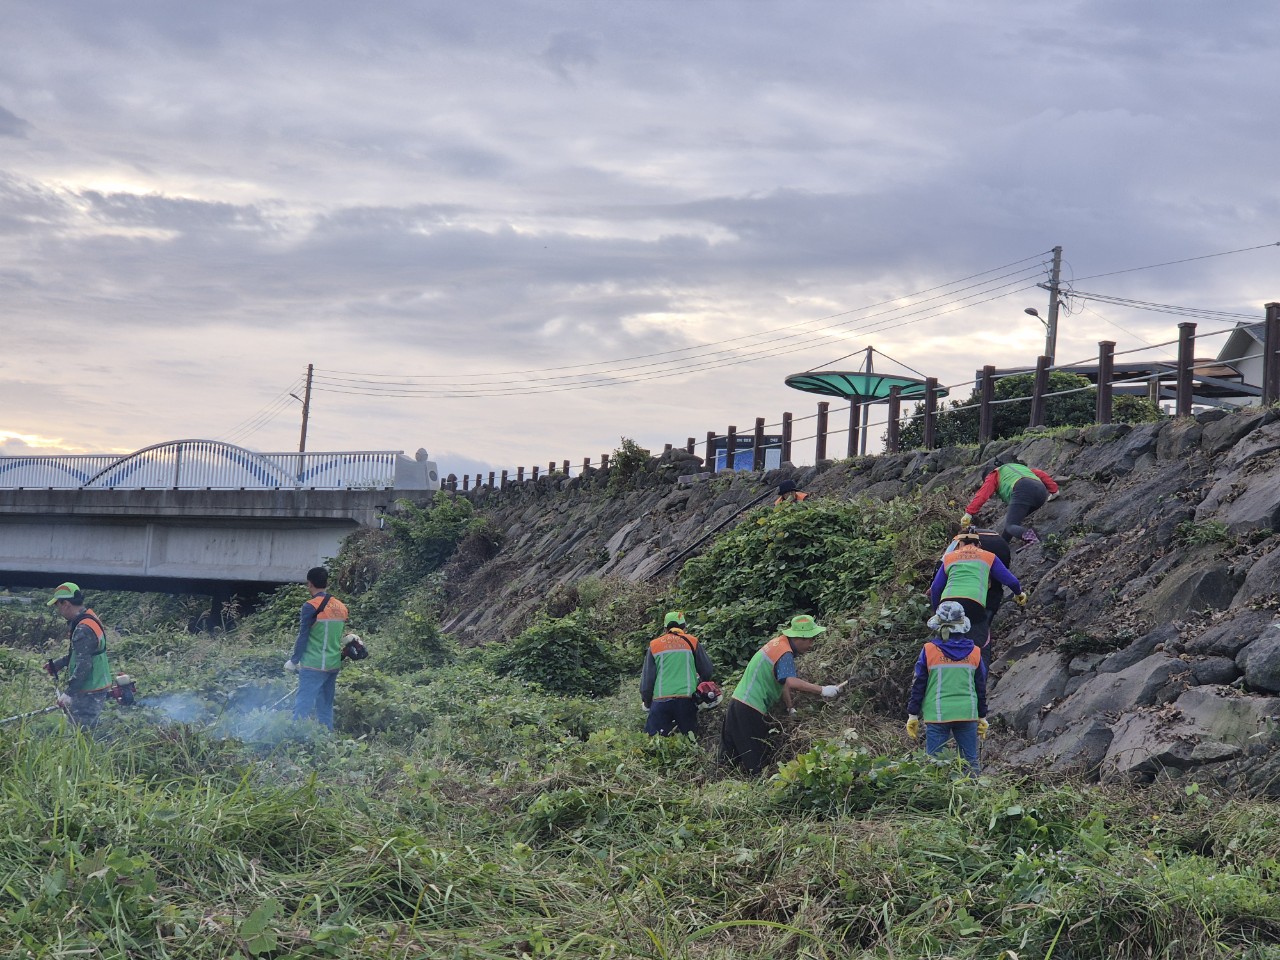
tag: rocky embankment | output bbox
[442,406,1280,793]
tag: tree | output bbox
[895,372,1161,449]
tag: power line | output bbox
[1071,241,1280,282]
[1069,289,1259,321]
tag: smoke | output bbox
[138,682,313,746]
[139,692,210,724]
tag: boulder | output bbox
[1188,656,1239,685]
[1195,451,1280,534]
[1139,562,1242,619]
[1103,707,1241,781]
[1040,653,1191,736]
[1200,408,1275,456]
[1005,717,1113,778]
[1237,632,1280,693]
[1065,423,1161,480]
[987,649,1071,737]
[1098,623,1179,674]
[1175,686,1280,744]
[1232,548,1280,605]
[1155,420,1204,461]
[1183,609,1275,657]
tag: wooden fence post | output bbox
[923,377,938,449]
[1028,356,1049,428]
[815,402,829,461]
[752,418,765,471]
[1097,341,1115,424]
[846,402,860,458]
[1176,322,1196,417]
[500,470,508,489]
[462,474,469,491]
[686,437,696,454]
[601,453,610,471]
[563,459,570,476]
[781,412,793,463]
[705,431,716,472]
[516,466,524,482]
[531,466,539,481]
[886,388,901,452]
[726,425,738,472]
[1264,302,1280,405]
[488,471,495,489]
[978,365,995,444]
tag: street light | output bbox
[1024,306,1057,363]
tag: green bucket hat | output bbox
[46,582,81,606]
[780,614,826,639]
[663,611,687,629]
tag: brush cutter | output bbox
[0,705,61,726]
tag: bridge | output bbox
[0,440,440,605]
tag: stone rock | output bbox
[1103,707,1241,782]
[1040,653,1192,736]
[1188,656,1239,685]
[1155,420,1204,461]
[1005,717,1113,778]
[1063,423,1161,480]
[1175,686,1280,744]
[1195,449,1280,534]
[1139,562,1242,620]
[1069,653,1107,675]
[1232,548,1280,605]
[1086,458,1208,536]
[1184,609,1274,657]
[1200,408,1275,456]
[1237,632,1280,693]
[1098,623,1179,674]
[987,649,1071,737]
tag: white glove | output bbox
[56,692,72,709]
[1046,492,1058,502]
[821,685,841,698]
[642,703,650,712]
[787,707,797,716]
[284,659,298,673]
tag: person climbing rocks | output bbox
[905,601,988,773]
[640,611,717,736]
[930,530,1025,648]
[718,615,844,775]
[940,525,1014,653]
[962,453,1059,544]
[774,478,808,505]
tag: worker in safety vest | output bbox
[962,453,1059,544]
[939,527,1014,653]
[774,478,808,506]
[285,566,350,730]
[930,531,1025,646]
[45,582,113,729]
[905,601,989,772]
[718,615,843,775]
[640,611,717,736]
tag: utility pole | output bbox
[298,363,313,453]
[1040,246,1063,364]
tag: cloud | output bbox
[0,104,30,138]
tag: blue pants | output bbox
[293,668,337,730]
[925,721,980,773]
[645,697,698,736]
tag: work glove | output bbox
[977,718,989,740]
[959,513,973,530]
[1014,591,1029,607]
[43,659,58,678]
[821,684,842,698]
[787,707,797,716]
[905,715,921,739]
[55,692,72,709]
[1046,491,1058,503]
[642,702,651,712]
[284,659,298,673]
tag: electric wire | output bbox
[220,377,306,446]
[1071,241,1280,282]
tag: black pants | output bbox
[645,697,697,736]
[719,700,775,775]
[957,597,990,650]
[1002,477,1047,540]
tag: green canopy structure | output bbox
[783,371,949,401]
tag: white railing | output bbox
[0,440,405,490]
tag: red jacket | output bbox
[966,467,1058,515]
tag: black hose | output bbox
[648,487,776,581]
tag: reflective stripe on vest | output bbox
[68,610,113,693]
[303,593,349,671]
[996,463,1037,501]
[940,545,995,604]
[922,643,981,722]
[649,629,699,700]
[732,635,792,715]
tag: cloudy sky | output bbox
[2,1,1278,480]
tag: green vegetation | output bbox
[897,371,1163,448]
[1174,518,1234,546]
[4,489,1279,958]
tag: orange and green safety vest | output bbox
[68,610,113,693]
[301,593,349,671]
[940,543,997,605]
[921,642,982,722]
[732,635,793,715]
[648,628,701,700]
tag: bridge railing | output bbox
[0,441,409,490]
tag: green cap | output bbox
[780,614,826,639]
[46,582,81,606]
[664,611,687,629]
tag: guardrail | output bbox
[0,440,416,490]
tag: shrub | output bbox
[383,493,487,580]
[491,613,620,697]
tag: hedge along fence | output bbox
[444,303,1280,492]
